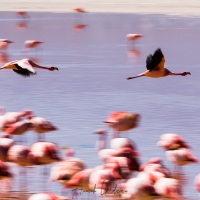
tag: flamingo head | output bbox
[49,66,59,71]
[181,72,191,76]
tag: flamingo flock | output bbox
[0,108,199,200]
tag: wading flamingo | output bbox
[24,40,43,50]
[0,39,14,51]
[154,177,181,199]
[28,115,58,141]
[0,59,58,77]
[127,48,191,80]
[104,111,140,137]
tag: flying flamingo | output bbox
[127,48,191,80]
[28,193,71,200]
[104,111,140,137]
[0,59,58,77]
[0,39,14,51]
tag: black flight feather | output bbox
[12,63,36,77]
[146,48,164,71]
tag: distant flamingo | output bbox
[24,40,43,50]
[0,52,9,64]
[73,8,86,13]
[28,192,71,200]
[16,10,30,19]
[126,34,143,46]
[0,59,58,77]
[104,111,140,137]
[127,33,143,41]
[127,48,191,80]
[73,24,87,30]
[0,39,14,51]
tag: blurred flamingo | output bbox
[0,52,9,64]
[166,148,198,169]
[158,133,191,150]
[24,40,43,51]
[0,39,14,51]
[127,48,191,80]
[0,59,58,77]
[126,33,143,46]
[73,24,87,30]
[28,115,58,141]
[104,111,140,137]
[28,192,71,200]
[16,10,30,19]
[154,177,182,199]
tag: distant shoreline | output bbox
[1,1,200,17]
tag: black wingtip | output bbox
[146,48,164,71]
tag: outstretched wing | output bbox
[146,48,164,71]
[12,59,36,77]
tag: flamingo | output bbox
[0,109,32,131]
[120,176,159,200]
[16,10,30,19]
[29,141,62,165]
[0,39,14,51]
[104,111,140,137]
[50,149,86,186]
[28,192,71,200]
[24,40,43,50]
[157,133,191,150]
[0,59,58,77]
[166,148,198,168]
[126,34,143,46]
[28,115,58,141]
[127,33,143,41]
[73,8,86,13]
[154,177,181,199]
[127,48,191,80]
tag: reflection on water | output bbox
[0,11,200,200]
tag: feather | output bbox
[13,64,36,77]
[146,48,164,71]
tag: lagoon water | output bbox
[0,11,200,199]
